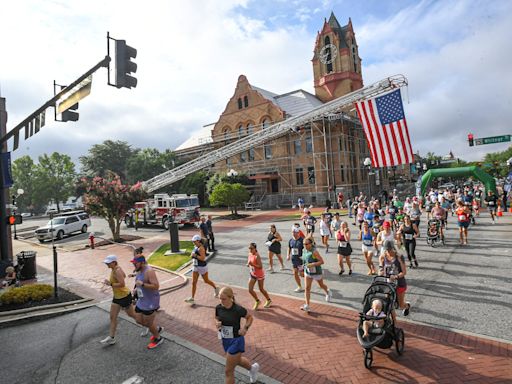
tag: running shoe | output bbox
[214,287,220,298]
[300,304,310,312]
[403,302,411,316]
[150,326,164,342]
[348,269,353,276]
[294,286,304,293]
[263,299,272,308]
[100,336,116,345]
[325,289,332,302]
[147,337,164,349]
[184,297,195,304]
[338,270,345,276]
[140,327,149,337]
[414,260,419,268]
[267,267,275,274]
[253,300,260,310]
[249,362,260,383]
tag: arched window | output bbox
[238,125,244,138]
[262,118,271,129]
[223,129,230,145]
[244,96,249,107]
[324,36,333,73]
[237,98,242,109]
[246,123,253,135]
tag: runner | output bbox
[292,222,306,239]
[215,287,260,384]
[319,214,331,253]
[431,201,446,239]
[379,241,410,318]
[184,234,220,304]
[455,200,471,245]
[100,255,137,346]
[246,243,271,310]
[397,216,420,268]
[131,255,164,349]
[356,202,366,229]
[409,201,422,233]
[336,221,353,275]
[302,210,317,236]
[376,221,397,256]
[359,221,376,275]
[300,239,332,313]
[266,224,285,273]
[440,197,451,229]
[485,190,499,224]
[297,197,305,211]
[330,212,342,236]
[287,228,305,293]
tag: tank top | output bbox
[337,231,349,247]
[383,256,406,287]
[401,225,415,242]
[193,246,207,267]
[248,252,264,279]
[361,230,374,246]
[456,208,469,222]
[302,248,322,275]
[135,266,160,311]
[110,268,130,299]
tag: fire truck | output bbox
[125,193,200,229]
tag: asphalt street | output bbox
[0,306,253,384]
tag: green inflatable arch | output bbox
[420,166,496,196]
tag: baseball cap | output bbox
[191,234,202,242]
[130,256,146,263]
[103,255,117,264]
[383,240,396,252]
[383,221,391,228]
[292,227,300,233]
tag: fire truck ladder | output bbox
[143,74,408,193]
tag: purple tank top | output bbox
[136,266,160,311]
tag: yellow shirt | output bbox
[110,268,130,299]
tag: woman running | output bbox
[455,200,471,245]
[409,201,422,232]
[247,243,271,310]
[356,202,366,229]
[376,221,397,256]
[336,221,353,275]
[266,224,285,272]
[300,239,332,312]
[100,255,137,345]
[359,221,376,275]
[379,241,410,318]
[398,215,419,268]
[319,214,331,253]
[215,287,260,384]
[184,234,219,304]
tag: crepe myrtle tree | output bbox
[81,171,146,242]
[209,182,249,215]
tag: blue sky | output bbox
[1,0,511,167]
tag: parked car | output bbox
[35,211,91,242]
[20,212,33,218]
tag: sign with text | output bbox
[474,134,511,146]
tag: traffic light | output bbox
[468,133,474,147]
[61,103,79,122]
[115,40,137,89]
[6,214,22,225]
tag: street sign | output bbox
[474,135,511,146]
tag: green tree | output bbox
[126,148,176,184]
[81,172,146,241]
[177,171,209,206]
[36,153,76,212]
[483,145,512,178]
[11,156,45,213]
[209,182,249,215]
[79,140,135,182]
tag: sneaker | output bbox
[184,297,195,304]
[100,336,116,345]
[267,267,275,274]
[147,337,164,349]
[263,299,272,308]
[414,260,419,268]
[409,263,414,269]
[294,286,304,293]
[150,326,164,342]
[214,287,220,298]
[348,269,353,276]
[338,270,345,276]
[325,289,332,302]
[300,304,310,312]
[403,302,411,316]
[140,327,149,337]
[252,300,260,310]
[249,362,260,383]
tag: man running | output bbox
[485,190,499,224]
[287,228,305,293]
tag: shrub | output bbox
[0,284,53,305]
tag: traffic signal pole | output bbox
[0,97,13,273]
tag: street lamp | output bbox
[363,158,372,199]
[12,188,24,240]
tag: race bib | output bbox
[338,241,347,247]
[193,258,199,266]
[363,240,373,246]
[405,234,413,240]
[488,201,495,206]
[307,224,313,230]
[291,248,299,256]
[306,265,317,274]
[265,241,273,247]
[249,266,255,274]
[220,325,234,339]
[458,215,466,221]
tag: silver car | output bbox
[35,212,91,242]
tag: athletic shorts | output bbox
[250,273,264,281]
[222,336,245,355]
[362,244,374,254]
[457,221,469,228]
[396,286,407,294]
[112,293,133,308]
[193,265,208,275]
[337,246,352,257]
[291,256,302,269]
[304,272,323,281]
[135,306,159,316]
[489,208,497,214]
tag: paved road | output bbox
[0,306,253,384]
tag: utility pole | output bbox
[0,97,13,274]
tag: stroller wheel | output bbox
[364,348,373,369]
[395,328,405,355]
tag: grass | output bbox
[148,241,195,271]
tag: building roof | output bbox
[253,85,323,117]
[175,123,214,152]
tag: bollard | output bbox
[89,232,95,249]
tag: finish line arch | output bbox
[420,166,496,196]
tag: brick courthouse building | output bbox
[176,13,393,208]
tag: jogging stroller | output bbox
[356,276,405,369]
[426,219,444,247]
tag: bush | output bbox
[0,284,53,305]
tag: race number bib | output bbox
[363,239,373,246]
[338,241,347,247]
[193,258,199,266]
[291,248,299,256]
[488,201,495,206]
[306,265,317,274]
[307,224,313,230]
[220,326,234,339]
[405,234,413,240]
[458,215,466,221]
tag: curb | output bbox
[0,297,93,317]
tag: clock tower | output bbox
[312,13,363,103]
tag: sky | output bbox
[1,0,511,169]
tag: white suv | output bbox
[35,211,91,242]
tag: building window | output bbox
[296,167,304,185]
[307,167,315,185]
[294,139,302,155]
[249,148,255,161]
[238,125,243,138]
[247,123,253,135]
[340,165,345,182]
[244,96,249,108]
[264,144,272,159]
[240,151,246,163]
[237,98,242,109]
[223,130,230,145]
[262,119,270,129]
[305,136,313,153]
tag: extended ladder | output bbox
[143,75,408,192]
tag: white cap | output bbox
[292,227,300,233]
[191,234,202,242]
[103,255,117,264]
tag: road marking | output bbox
[122,375,144,384]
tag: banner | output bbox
[0,152,13,188]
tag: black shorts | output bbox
[135,306,159,316]
[112,293,133,308]
[337,246,352,256]
[291,256,302,269]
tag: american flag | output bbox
[355,89,413,168]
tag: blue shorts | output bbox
[222,336,245,355]
[291,256,302,269]
[458,221,469,228]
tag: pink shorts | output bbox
[396,286,407,294]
